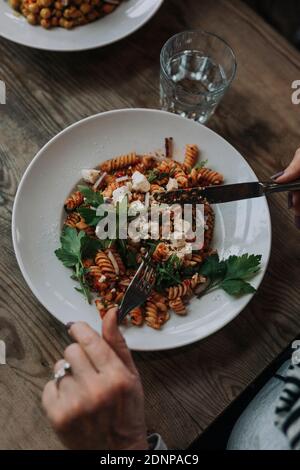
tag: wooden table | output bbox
[1,0,300,450]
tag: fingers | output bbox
[68,321,124,373]
[102,308,137,375]
[52,359,77,395]
[275,148,300,183]
[64,343,96,380]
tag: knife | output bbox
[153,180,300,205]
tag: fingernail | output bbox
[288,192,294,209]
[295,216,300,229]
[66,322,74,330]
[271,170,284,180]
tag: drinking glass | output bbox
[160,30,237,124]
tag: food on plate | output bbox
[9,0,123,29]
[55,140,262,330]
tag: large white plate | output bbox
[0,0,163,51]
[12,109,272,351]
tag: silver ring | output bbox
[53,361,72,386]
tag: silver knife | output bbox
[153,180,300,205]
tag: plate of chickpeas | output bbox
[0,0,163,51]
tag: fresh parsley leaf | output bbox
[78,207,102,226]
[78,185,104,207]
[59,226,85,257]
[155,254,181,290]
[55,249,78,268]
[199,253,226,279]
[194,160,208,169]
[147,170,169,183]
[81,237,103,258]
[224,254,262,281]
[55,227,94,304]
[198,252,261,298]
[221,279,256,296]
[147,169,159,183]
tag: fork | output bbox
[117,255,156,324]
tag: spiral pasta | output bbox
[184,144,199,170]
[100,153,139,173]
[197,168,224,186]
[130,307,144,326]
[64,212,81,228]
[64,191,84,212]
[167,280,191,300]
[95,251,116,279]
[59,138,223,331]
[169,298,186,316]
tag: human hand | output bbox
[272,148,300,228]
[42,308,148,450]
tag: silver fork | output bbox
[117,255,156,324]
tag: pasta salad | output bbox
[56,139,261,330]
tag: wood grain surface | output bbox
[1,0,300,450]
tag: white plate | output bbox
[12,109,271,351]
[0,0,163,51]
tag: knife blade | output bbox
[153,180,300,205]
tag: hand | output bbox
[42,308,148,450]
[273,148,300,228]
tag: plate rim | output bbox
[12,108,272,351]
[0,0,164,51]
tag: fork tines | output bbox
[117,256,156,324]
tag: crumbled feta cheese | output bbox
[128,200,146,216]
[132,171,150,193]
[99,275,107,283]
[179,243,193,258]
[112,185,131,205]
[107,250,119,275]
[166,178,178,192]
[116,175,129,183]
[81,169,101,184]
[174,219,191,235]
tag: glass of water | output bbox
[160,30,237,124]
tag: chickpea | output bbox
[9,0,21,10]
[75,15,87,25]
[51,16,59,26]
[38,0,52,7]
[40,17,51,27]
[87,10,99,21]
[65,19,74,29]
[26,13,37,24]
[102,3,114,14]
[64,6,77,18]
[54,1,63,9]
[55,9,62,17]
[40,7,51,18]
[72,9,82,19]
[59,17,73,28]
[80,3,91,14]
[28,2,40,13]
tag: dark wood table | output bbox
[1,0,300,450]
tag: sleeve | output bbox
[275,359,300,450]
